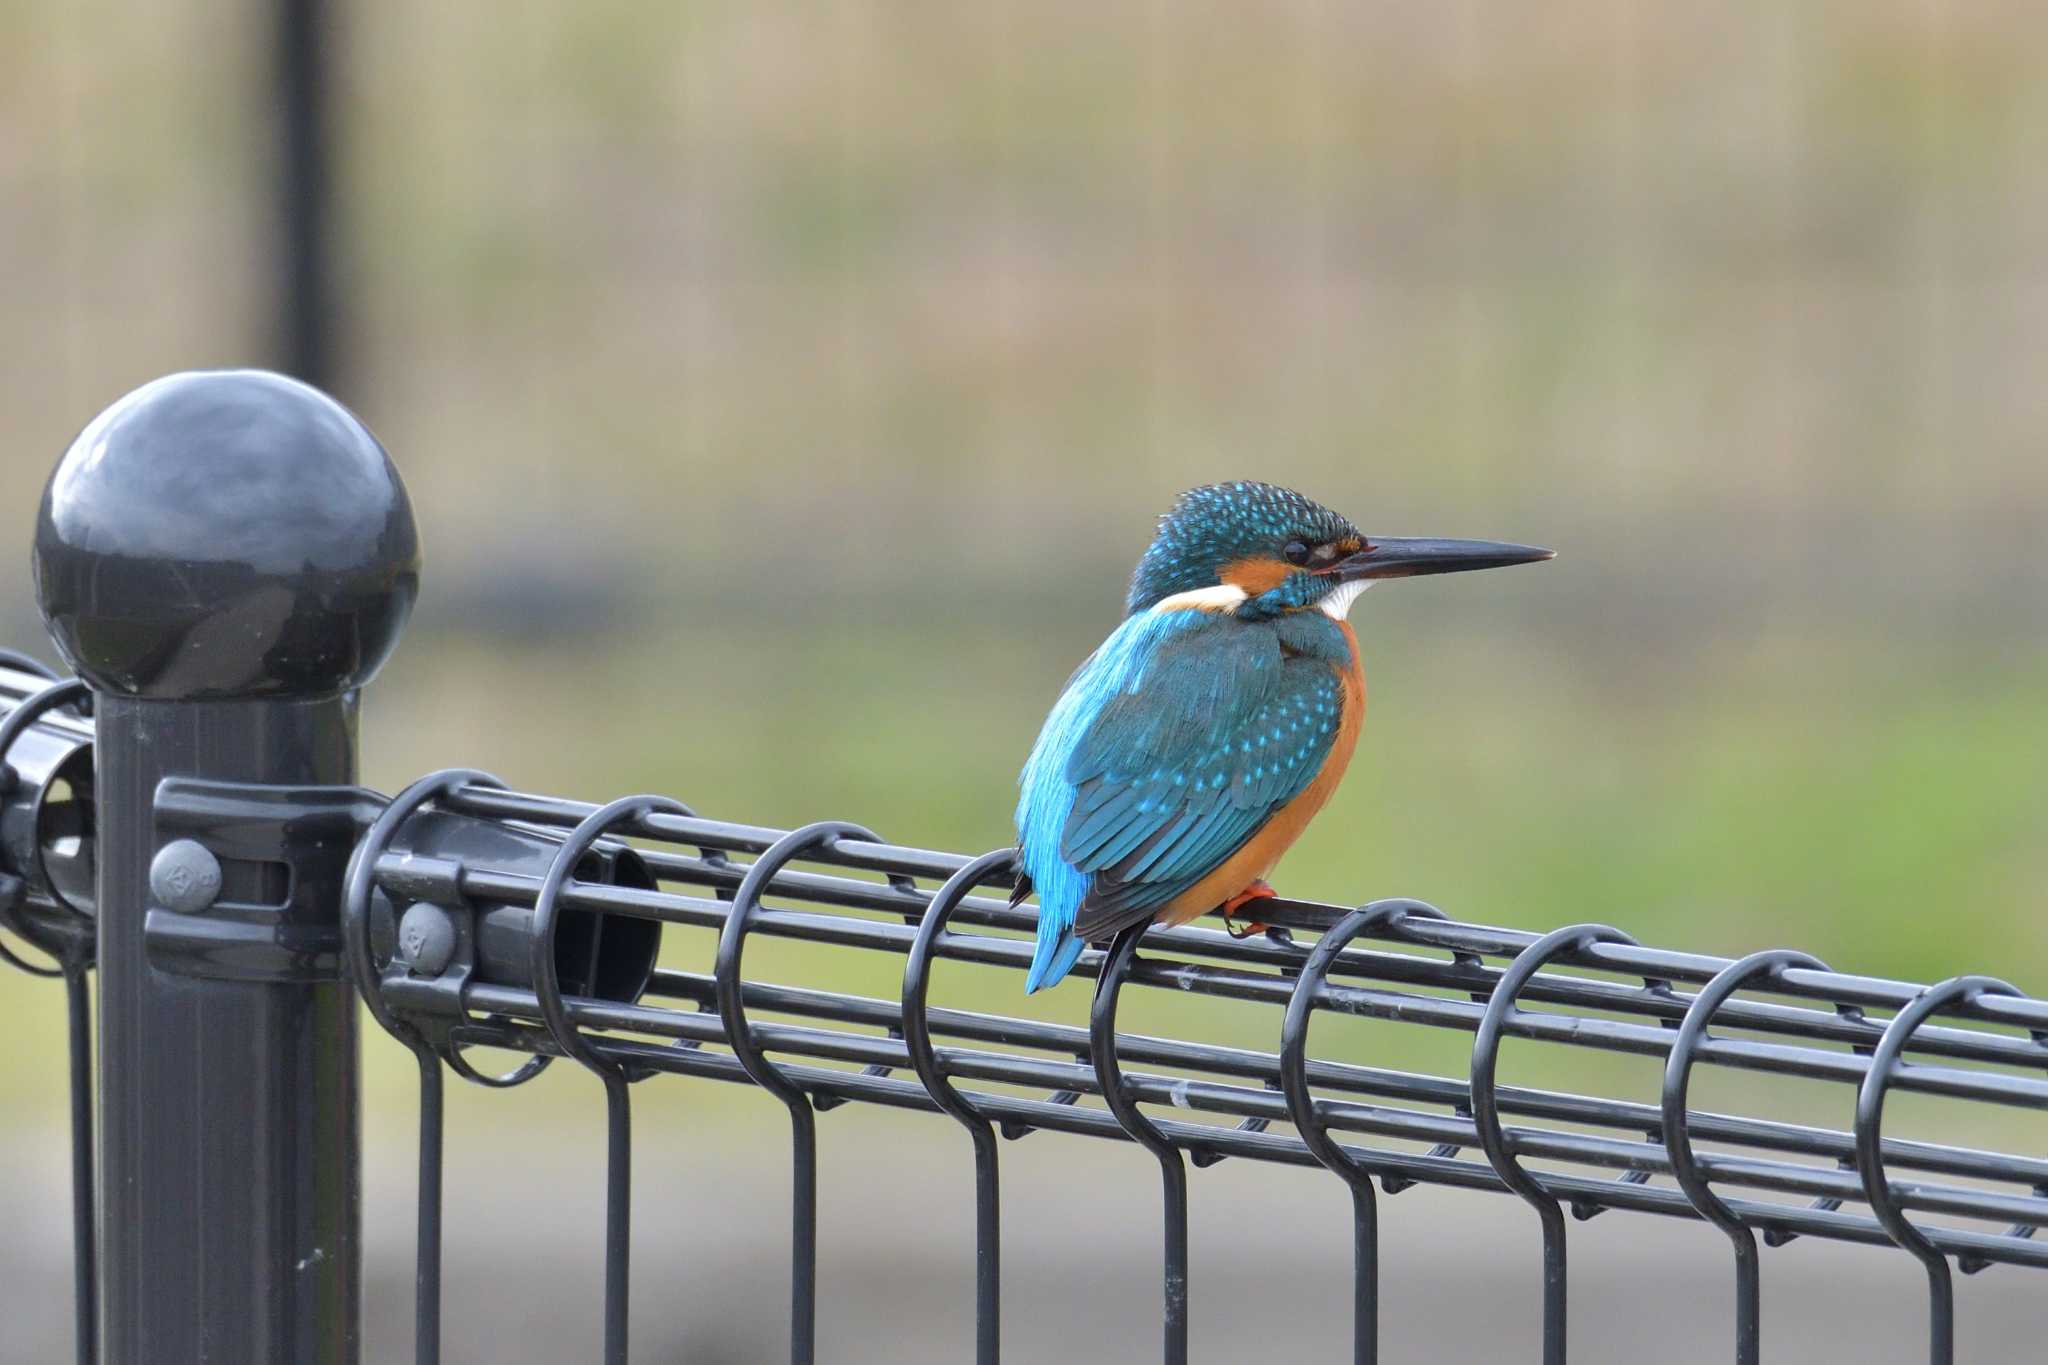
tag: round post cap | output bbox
[33,370,421,700]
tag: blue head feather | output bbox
[1126,481,1361,616]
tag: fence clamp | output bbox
[144,776,385,983]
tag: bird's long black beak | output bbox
[1334,536,1555,581]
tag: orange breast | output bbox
[1157,621,1365,926]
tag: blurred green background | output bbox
[5,0,2046,1070]
[4,0,2044,1063]
[1,4,2045,1355]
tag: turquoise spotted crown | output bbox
[1125,482,1359,613]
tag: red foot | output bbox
[1221,880,1277,938]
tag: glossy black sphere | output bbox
[33,370,421,700]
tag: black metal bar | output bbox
[1280,901,1445,1365]
[276,0,335,388]
[341,768,509,1365]
[721,822,886,1365]
[1855,976,2036,1365]
[0,650,59,682]
[1662,949,1827,1365]
[433,784,2048,1044]
[530,796,683,1365]
[95,701,365,1362]
[489,975,2048,1222]
[1472,925,1638,1365]
[339,760,2048,1351]
[640,963,2048,1196]
[427,1000,2048,1272]
[372,847,2048,1244]
[902,849,1016,1365]
[364,855,2048,1236]
[1092,925,1190,1365]
[64,961,96,1365]
[413,1054,446,1365]
[403,802,2048,1080]
[33,370,418,1365]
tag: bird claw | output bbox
[1220,880,1277,938]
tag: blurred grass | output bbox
[1,1,2044,1138]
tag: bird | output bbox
[1014,481,1552,992]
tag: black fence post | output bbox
[33,370,419,1365]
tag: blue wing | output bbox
[1015,609,1345,991]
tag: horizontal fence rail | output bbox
[5,670,2048,1365]
[352,775,2045,1365]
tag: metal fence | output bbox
[4,371,2045,1365]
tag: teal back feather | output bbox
[1015,607,1205,990]
[1015,605,1352,989]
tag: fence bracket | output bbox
[144,777,383,983]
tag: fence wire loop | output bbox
[531,794,685,1080]
[720,820,887,1096]
[902,847,1017,1364]
[0,676,94,976]
[1280,897,1447,1365]
[532,794,683,1365]
[1471,922,1639,1365]
[345,767,556,1090]
[1280,898,1447,1186]
[344,769,499,1051]
[1093,923,1191,1364]
[1662,947,1829,1365]
[1855,974,2031,1365]
[0,649,59,681]
[902,848,1018,1132]
[720,819,890,1365]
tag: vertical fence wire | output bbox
[62,961,95,1365]
[1470,924,1640,1365]
[720,822,891,1364]
[1091,924,1190,1365]
[1854,975,2034,1365]
[1278,900,1448,1365]
[902,849,1018,1365]
[342,768,512,1365]
[531,795,688,1365]
[1660,949,1829,1365]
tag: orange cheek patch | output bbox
[1220,556,1295,596]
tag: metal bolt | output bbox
[149,839,222,914]
[396,902,456,976]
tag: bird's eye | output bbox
[1282,539,1312,566]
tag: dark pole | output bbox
[34,370,420,1364]
[277,0,335,391]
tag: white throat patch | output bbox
[1151,583,1250,613]
[1319,579,1371,619]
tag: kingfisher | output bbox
[1014,481,1552,992]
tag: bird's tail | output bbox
[1015,871,1086,993]
[1025,922,1086,994]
